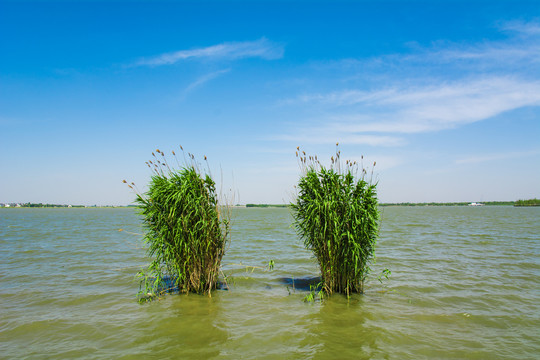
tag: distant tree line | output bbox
[514,198,540,207]
[245,204,289,208]
[2,203,135,208]
[243,201,527,207]
[21,203,85,208]
[379,201,515,206]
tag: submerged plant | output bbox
[125,147,230,301]
[291,145,380,296]
[303,281,324,302]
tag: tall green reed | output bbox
[125,147,230,300]
[291,145,379,296]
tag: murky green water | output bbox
[1,206,539,359]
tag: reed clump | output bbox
[291,145,379,296]
[126,147,230,300]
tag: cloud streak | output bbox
[279,76,540,143]
[182,68,231,96]
[135,38,284,66]
[455,149,540,165]
[500,20,540,36]
[275,133,405,146]
[276,21,540,145]
[332,77,540,133]
[353,19,540,73]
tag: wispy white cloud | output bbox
[312,19,540,78]
[276,20,540,145]
[455,149,540,165]
[418,43,540,68]
[281,76,540,140]
[135,38,283,66]
[499,20,540,36]
[182,68,231,97]
[274,133,405,147]
[407,20,540,67]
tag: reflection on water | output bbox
[134,296,228,359]
[1,206,539,359]
[301,297,380,360]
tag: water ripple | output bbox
[1,206,539,359]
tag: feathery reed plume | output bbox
[291,146,379,296]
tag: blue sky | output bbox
[1,1,539,205]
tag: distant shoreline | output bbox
[2,200,538,208]
[0,203,137,209]
[380,201,515,207]
[242,201,520,208]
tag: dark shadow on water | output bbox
[278,276,321,291]
[153,275,318,294]
[155,275,229,295]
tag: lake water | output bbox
[1,206,539,359]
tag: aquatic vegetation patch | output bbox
[291,145,380,296]
[125,148,230,302]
